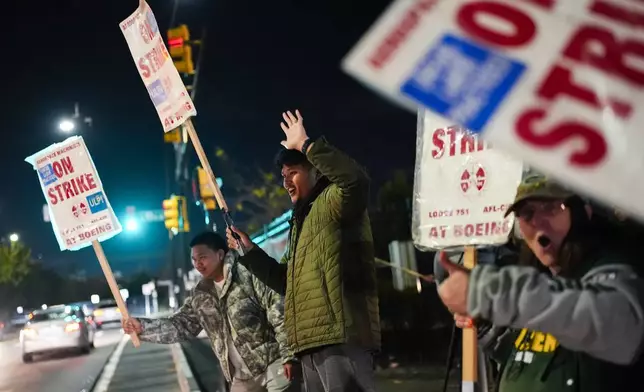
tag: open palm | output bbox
[280,110,309,151]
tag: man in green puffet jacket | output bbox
[227,110,380,392]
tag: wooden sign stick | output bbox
[182,119,246,253]
[462,246,478,392]
[92,240,140,347]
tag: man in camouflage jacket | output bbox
[123,231,294,392]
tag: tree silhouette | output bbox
[370,170,414,260]
[210,147,291,232]
[0,241,31,285]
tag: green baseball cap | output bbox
[504,174,575,218]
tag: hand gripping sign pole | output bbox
[120,1,244,253]
[25,136,140,347]
[411,110,523,392]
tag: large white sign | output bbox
[412,110,523,249]
[25,137,122,251]
[343,0,644,221]
[120,0,197,132]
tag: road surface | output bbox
[0,327,123,392]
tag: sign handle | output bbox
[91,240,141,347]
[462,246,478,391]
[183,118,245,254]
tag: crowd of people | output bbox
[122,110,644,392]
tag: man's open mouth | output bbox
[537,235,552,249]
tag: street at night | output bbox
[3,0,644,391]
[0,329,123,392]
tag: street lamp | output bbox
[9,233,19,243]
[57,103,92,134]
[58,119,76,133]
[125,217,139,233]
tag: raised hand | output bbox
[280,110,309,151]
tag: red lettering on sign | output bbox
[47,173,97,205]
[138,58,151,78]
[521,0,555,10]
[431,127,485,159]
[453,221,511,237]
[591,1,644,29]
[368,0,438,69]
[52,157,74,178]
[515,108,607,166]
[429,225,448,238]
[538,65,632,118]
[137,38,169,80]
[78,223,113,241]
[457,1,537,47]
[483,204,509,213]
[563,25,644,87]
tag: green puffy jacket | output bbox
[239,138,381,355]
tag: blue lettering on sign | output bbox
[400,34,526,133]
[145,9,159,35]
[87,191,108,214]
[148,79,167,107]
[38,164,58,186]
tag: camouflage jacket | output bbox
[137,251,291,382]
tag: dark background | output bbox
[2,0,418,276]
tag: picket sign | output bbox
[342,0,644,223]
[411,109,522,390]
[120,0,243,252]
[25,137,140,347]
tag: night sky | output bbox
[2,0,417,276]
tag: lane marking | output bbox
[92,335,128,392]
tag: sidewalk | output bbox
[92,327,199,392]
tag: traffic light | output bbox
[162,195,190,233]
[167,25,195,75]
[197,167,222,211]
[164,128,182,144]
[162,196,179,231]
[197,167,215,198]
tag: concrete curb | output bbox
[91,335,129,392]
[85,336,122,392]
[171,343,201,392]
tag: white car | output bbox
[21,305,95,363]
[92,301,122,329]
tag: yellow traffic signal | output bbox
[162,197,179,231]
[167,25,195,75]
[162,195,190,232]
[197,167,215,198]
[164,128,182,144]
[203,198,217,211]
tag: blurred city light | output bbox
[120,289,130,301]
[9,233,19,242]
[59,119,75,133]
[41,304,48,310]
[16,306,23,314]
[90,294,100,304]
[125,218,139,232]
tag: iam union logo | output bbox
[460,164,486,194]
[71,202,89,219]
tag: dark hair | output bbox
[189,231,229,253]
[274,148,311,169]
